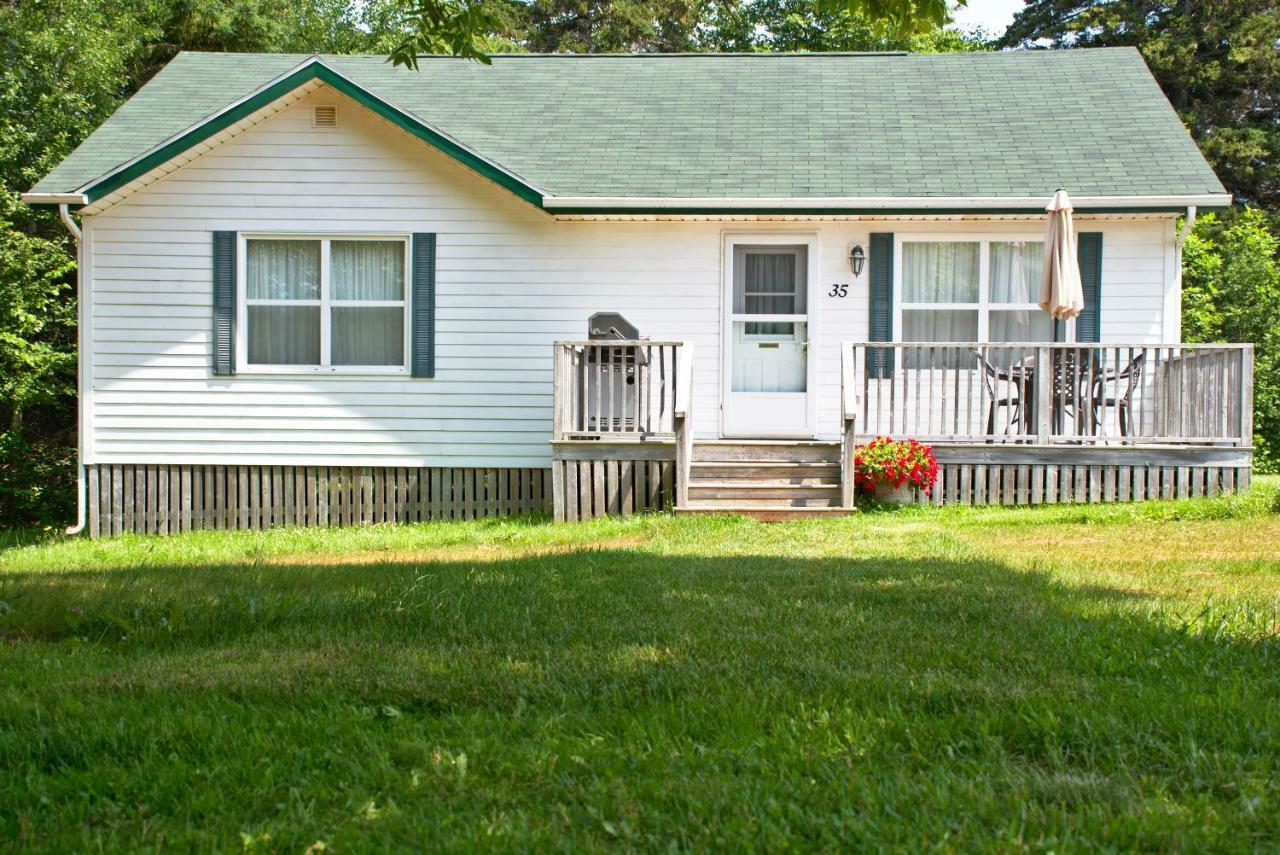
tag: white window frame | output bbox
[893,233,1074,344]
[236,232,412,375]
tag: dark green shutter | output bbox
[1076,232,1103,343]
[212,231,236,376]
[411,233,437,378]
[868,232,894,378]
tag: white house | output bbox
[23,49,1252,534]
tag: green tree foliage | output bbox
[389,0,965,63]
[0,0,396,526]
[1182,210,1280,471]
[0,0,146,525]
[702,0,982,52]
[1000,0,1280,211]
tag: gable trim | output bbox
[67,57,547,209]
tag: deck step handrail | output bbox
[840,341,1254,448]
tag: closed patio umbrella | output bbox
[1039,189,1085,321]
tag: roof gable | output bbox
[27,49,1229,213]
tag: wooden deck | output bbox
[552,340,1255,521]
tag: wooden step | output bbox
[675,505,855,521]
[688,483,840,500]
[693,441,841,463]
[681,496,841,508]
[690,461,841,482]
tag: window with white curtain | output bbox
[898,238,1055,344]
[242,236,408,370]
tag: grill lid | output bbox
[588,312,641,341]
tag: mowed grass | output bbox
[2,483,1280,852]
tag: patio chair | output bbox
[972,350,1026,436]
[1091,350,1146,436]
[1049,348,1097,436]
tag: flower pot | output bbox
[872,482,915,506]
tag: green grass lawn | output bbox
[3,483,1280,852]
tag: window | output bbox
[241,236,408,371]
[898,238,1055,345]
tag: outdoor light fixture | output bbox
[850,244,866,277]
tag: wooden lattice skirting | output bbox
[552,458,677,522]
[85,464,553,537]
[912,462,1251,507]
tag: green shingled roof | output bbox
[30,48,1226,206]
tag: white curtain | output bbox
[246,240,321,364]
[902,242,979,302]
[246,239,320,300]
[989,241,1044,303]
[990,310,1053,342]
[330,240,404,366]
[332,307,404,366]
[248,306,320,364]
[331,241,404,300]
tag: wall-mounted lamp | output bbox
[849,244,866,277]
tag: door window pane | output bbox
[331,240,405,301]
[248,306,320,364]
[246,240,320,300]
[902,242,979,302]
[989,310,1053,343]
[989,241,1044,303]
[331,307,405,366]
[734,247,806,313]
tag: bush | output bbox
[0,427,75,529]
[1183,209,1280,472]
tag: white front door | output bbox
[723,240,815,437]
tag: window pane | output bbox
[902,242,979,303]
[248,306,320,365]
[332,307,405,366]
[331,240,405,301]
[902,309,978,343]
[990,310,1054,343]
[989,241,1044,303]
[246,240,320,300]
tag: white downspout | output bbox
[59,203,87,535]
[1175,205,1197,250]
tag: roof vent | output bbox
[312,105,337,128]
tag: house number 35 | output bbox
[828,283,849,298]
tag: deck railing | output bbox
[552,340,688,440]
[840,342,1254,447]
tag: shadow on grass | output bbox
[1,545,1277,849]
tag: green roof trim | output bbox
[77,59,544,207]
[29,49,1229,211]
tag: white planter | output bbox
[872,482,915,506]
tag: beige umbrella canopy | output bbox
[1039,189,1085,321]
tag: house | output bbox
[23,48,1253,535]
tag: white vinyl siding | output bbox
[82,85,1181,465]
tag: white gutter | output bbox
[20,192,88,206]
[542,193,1232,211]
[58,204,87,536]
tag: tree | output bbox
[1000,0,1280,211]
[701,0,982,52]
[1182,210,1280,471]
[389,0,965,64]
[0,0,396,525]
